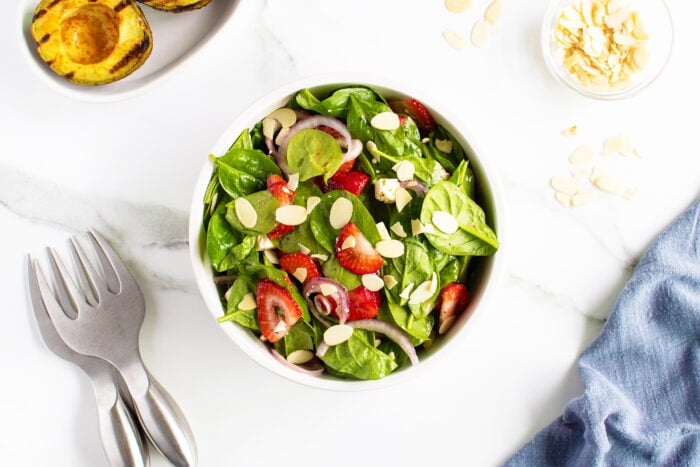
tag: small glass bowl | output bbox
[541,0,673,100]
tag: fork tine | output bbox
[69,238,100,307]
[29,257,76,326]
[46,247,85,317]
[87,229,132,293]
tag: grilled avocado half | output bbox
[31,0,153,86]
[138,0,212,13]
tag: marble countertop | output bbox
[2,0,699,466]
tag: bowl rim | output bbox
[540,0,674,100]
[188,72,508,391]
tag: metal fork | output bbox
[27,258,149,467]
[31,230,197,467]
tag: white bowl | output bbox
[188,73,507,391]
[17,0,241,103]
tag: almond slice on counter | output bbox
[471,20,491,48]
[555,192,573,207]
[235,198,257,228]
[572,189,597,207]
[443,29,468,50]
[445,0,472,13]
[569,144,597,165]
[484,0,503,24]
[550,175,580,195]
[593,175,627,194]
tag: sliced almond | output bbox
[443,29,467,50]
[310,253,328,262]
[471,20,491,48]
[370,112,401,131]
[439,315,457,334]
[292,267,308,283]
[408,279,434,305]
[550,176,580,195]
[376,222,391,241]
[622,188,637,200]
[262,117,281,140]
[324,324,354,346]
[383,275,398,290]
[594,175,627,194]
[238,293,257,311]
[298,243,311,255]
[273,321,288,334]
[341,235,356,250]
[395,187,413,212]
[287,173,300,191]
[329,198,353,229]
[561,125,578,137]
[569,144,597,165]
[399,283,415,300]
[432,211,459,234]
[319,283,337,297]
[435,139,453,153]
[393,161,416,182]
[445,0,472,13]
[484,0,503,24]
[286,349,314,365]
[571,166,592,180]
[264,249,279,265]
[362,274,385,292]
[306,196,321,213]
[256,235,275,251]
[267,108,297,128]
[235,198,257,228]
[555,192,573,207]
[390,222,407,238]
[376,239,405,258]
[275,205,307,226]
[411,219,425,236]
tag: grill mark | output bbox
[63,71,74,80]
[40,33,50,43]
[114,0,128,12]
[46,0,62,10]
[109,36,150,74]
[33,9,47,20]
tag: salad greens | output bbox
[203,85,498,381]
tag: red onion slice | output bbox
[348,320,419,366]
[316,341,329,358]
[400,180,427,197]
[270,349,325,375]
[303,277,350,325]
[340,139,364,166]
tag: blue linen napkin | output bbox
[505,199,700,466]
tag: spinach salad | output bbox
[203,86,498,380]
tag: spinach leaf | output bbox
[421,181,498,256]
[295,87,379,118]
[206,204,242,272]
[218,275,258,331]
[230,128,253,150]
[211,148,281,199]
[225,190,280,235]
[309,191,381,253]
[318,329,397,380]
[286,129,343,182]
[389,237,438,317]
[321,255,361,291]
[378,297,433,343]
[274,320,316,356]
[450,160,475,200]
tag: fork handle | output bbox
[121,365,197,467]
[96,391,150,467]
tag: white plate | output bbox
[17,0,240,103]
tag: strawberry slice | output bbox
[346,285,381,321]
[335,222,383,275]
[267,174,295,205]
[317,125,343,140]
[279,253,320,284]
[435,283,470,331]
[324,170,370,196]
[256,279,302,343]
[267,174,296,238]
[337,158,356,173]
[388,98,437,133]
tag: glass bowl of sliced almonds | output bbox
[541,0,673,99]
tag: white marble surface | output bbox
[2,0,699,466]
